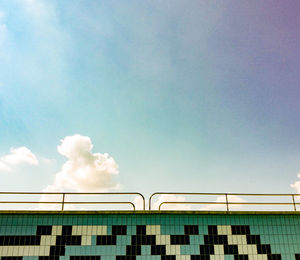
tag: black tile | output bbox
[96,235,117,245]
[0,236,40,246]
[191,255,210,260]
[234,256,249,260]
[246,235,261,244]
[131,235,156,245]
[267,255,282,260]
[231,225,250,235]
[126,245,141,256]
[112,225,127,235]
[61,226,72,236]
[161,256,176,260]
[56,236,66,245]
[224,245,238,255]
[49,245,65,256]
[208,226,218,235]
[2,258,23,260]
[257,244,271,254]
[69,236,82,245]
[204,235,228,245]
[57,235,81,246]
[70,257,101,260]
[37,225,52,235]
[151,245,166,255]
[200,245,214,255]
[39,257,59,260]
[136,225,146,235]
[170,235,190,245]
[184,225,199,235]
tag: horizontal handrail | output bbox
[150,192,300,211]
[0,201,135,210]
[0,192,144,211]
[158,201,300,211]
[1,192,300,212]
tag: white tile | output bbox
[23,246,29,256]
[40,235,54,246]
[86,235,92,245]
[248,255,268,260]
[156,235,170,245]
[176,255,191,260]
[85,226,91,235]
[82,235,92,245]
[210,256,225,260]
[166,245,180,255]
[146,225,161,235]
[17,246,24,256]
[0,246,50,256]
[227,235,247,245]
[98,225,107,235]
[52,225,62,235]
[214,245,224,255]
[7,246,13,256]
[2,247,8,256]
[238,245,257,255]
[72,225,107,235]
[217,225,232,235]
[92,226,98,234]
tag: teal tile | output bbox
[141,245,151,255]
[102,256,115,260]
[190,235,204,245]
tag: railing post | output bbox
[61,193,66,211]
[225,194,229,212]
[292,194,296,211]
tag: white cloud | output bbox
[0,147,38,172]
[201,195,246,211]
[0,11,7,45]
[153,194,191,211]
[22,0,55,19]
[44,134,119,192]
[0,161,10,172]
[291,173,300,193]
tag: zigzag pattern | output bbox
[0,225,296,259]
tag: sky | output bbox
[1,0,300,206]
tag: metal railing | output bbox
[149,192,300,211]
[1,192,300,212]
[0,192,145,211]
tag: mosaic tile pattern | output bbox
[0,213,299,259]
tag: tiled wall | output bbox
[0,212,299,260]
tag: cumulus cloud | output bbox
[44,134,119,192]
[201,195,246,211]
[0,147,38,172]
[291,174,300,193]
[153,194,191,211]
[147,194,245,211]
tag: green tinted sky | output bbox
[1,1,300,197]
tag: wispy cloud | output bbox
[44,134,119,193]
[0,147,38,172]
[0,11,7,45]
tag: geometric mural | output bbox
[0,213,299,259]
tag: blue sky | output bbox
[1,0,300,199]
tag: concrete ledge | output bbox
[0,210,300,215]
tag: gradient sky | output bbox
[0,0,300,198]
